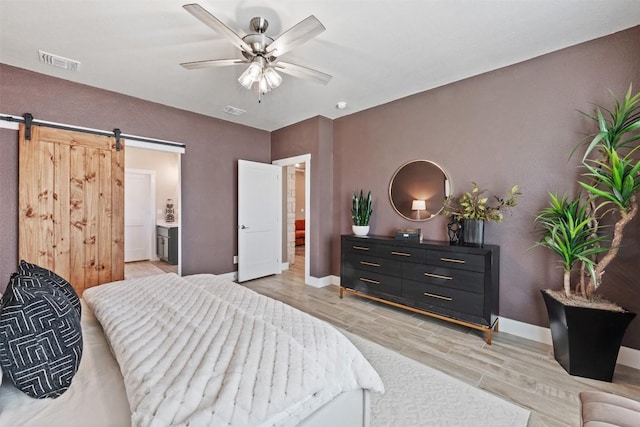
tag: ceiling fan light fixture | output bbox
[263,67,282,89]
[258,76,270,94]
[238,68,255,89]
[183,5,332,101]
[247,61,263,79]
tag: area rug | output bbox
[343,331,531,427]
[123,262,165,279]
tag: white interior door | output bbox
[238,160,281,282]
[124,170,154,262]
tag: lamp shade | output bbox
[258,76,269,93]
[237,68,254,89]
[263,67,283,88]
[412,200,426,211]
[246,61,262,80]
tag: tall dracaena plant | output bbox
[577,86,640,297]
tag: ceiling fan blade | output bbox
[183,3,253,53]
[180,58,246,70]
[266,15,325,57]
[276,61,332,85]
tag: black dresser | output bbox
[340,234,500,343]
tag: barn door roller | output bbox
[113,128,121,151]
[23,113,33,141]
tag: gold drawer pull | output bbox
[353,246,370,251]
[391,251,411,257]
[424,272,453,280]
[440,257,465,264]
[360,261,380,267]
[423,292,452,301]
[360,277,380,285]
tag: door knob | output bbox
[240,225,250,229]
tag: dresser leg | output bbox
[339,287,344,299]
[485,319,499,345]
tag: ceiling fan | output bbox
[180,3,332,101]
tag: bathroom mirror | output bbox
[389,160,449,221]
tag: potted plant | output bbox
[443,182,521,246]
[351,190,373,236]
[533,86,639,381]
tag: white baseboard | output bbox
[618,346,640,370]
[305,275,333,288]
[498,317,552,345]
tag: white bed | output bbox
[0,273,383,427]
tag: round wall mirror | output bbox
[389,160,449,221]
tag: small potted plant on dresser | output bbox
[533,86,639,382]
[442,182,521,246]
[351,190,373,236]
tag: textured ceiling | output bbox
[1,1,639,131]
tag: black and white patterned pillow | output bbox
[0,275,83,399]
[17,260,81,316]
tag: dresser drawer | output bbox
[377,244,426,264]
[342,266,402,297]
[403,263,484,294]
[402,279,484,317]
[343,239,381,255]
[343,254,402,277]
[426,250,486,273]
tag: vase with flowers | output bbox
[443,182,521,246]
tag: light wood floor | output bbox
[150,260,178,274]
[240,249,640,427]
[124,260,178,275]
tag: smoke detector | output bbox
[38,50,80,71]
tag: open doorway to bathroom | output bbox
[124,146,181,279]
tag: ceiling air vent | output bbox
[38,50,80,71]
[223,105,246,116]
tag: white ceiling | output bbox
[1,1,639,132]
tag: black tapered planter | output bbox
[462,219,484,247]
[541,290,636,382]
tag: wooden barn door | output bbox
[18,123,124,295]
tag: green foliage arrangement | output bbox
[351,190,373,226]
[443,182,521,222]
[534,85,640,299]
[533,193,609,297]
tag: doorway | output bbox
[124,146,181,279]
[273,154,310,284]
[124,169,155,263]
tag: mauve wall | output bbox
[332,26,640,349]
[271,116,334,278]
[0,64,270,289]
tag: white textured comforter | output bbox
[82,273,384,427]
